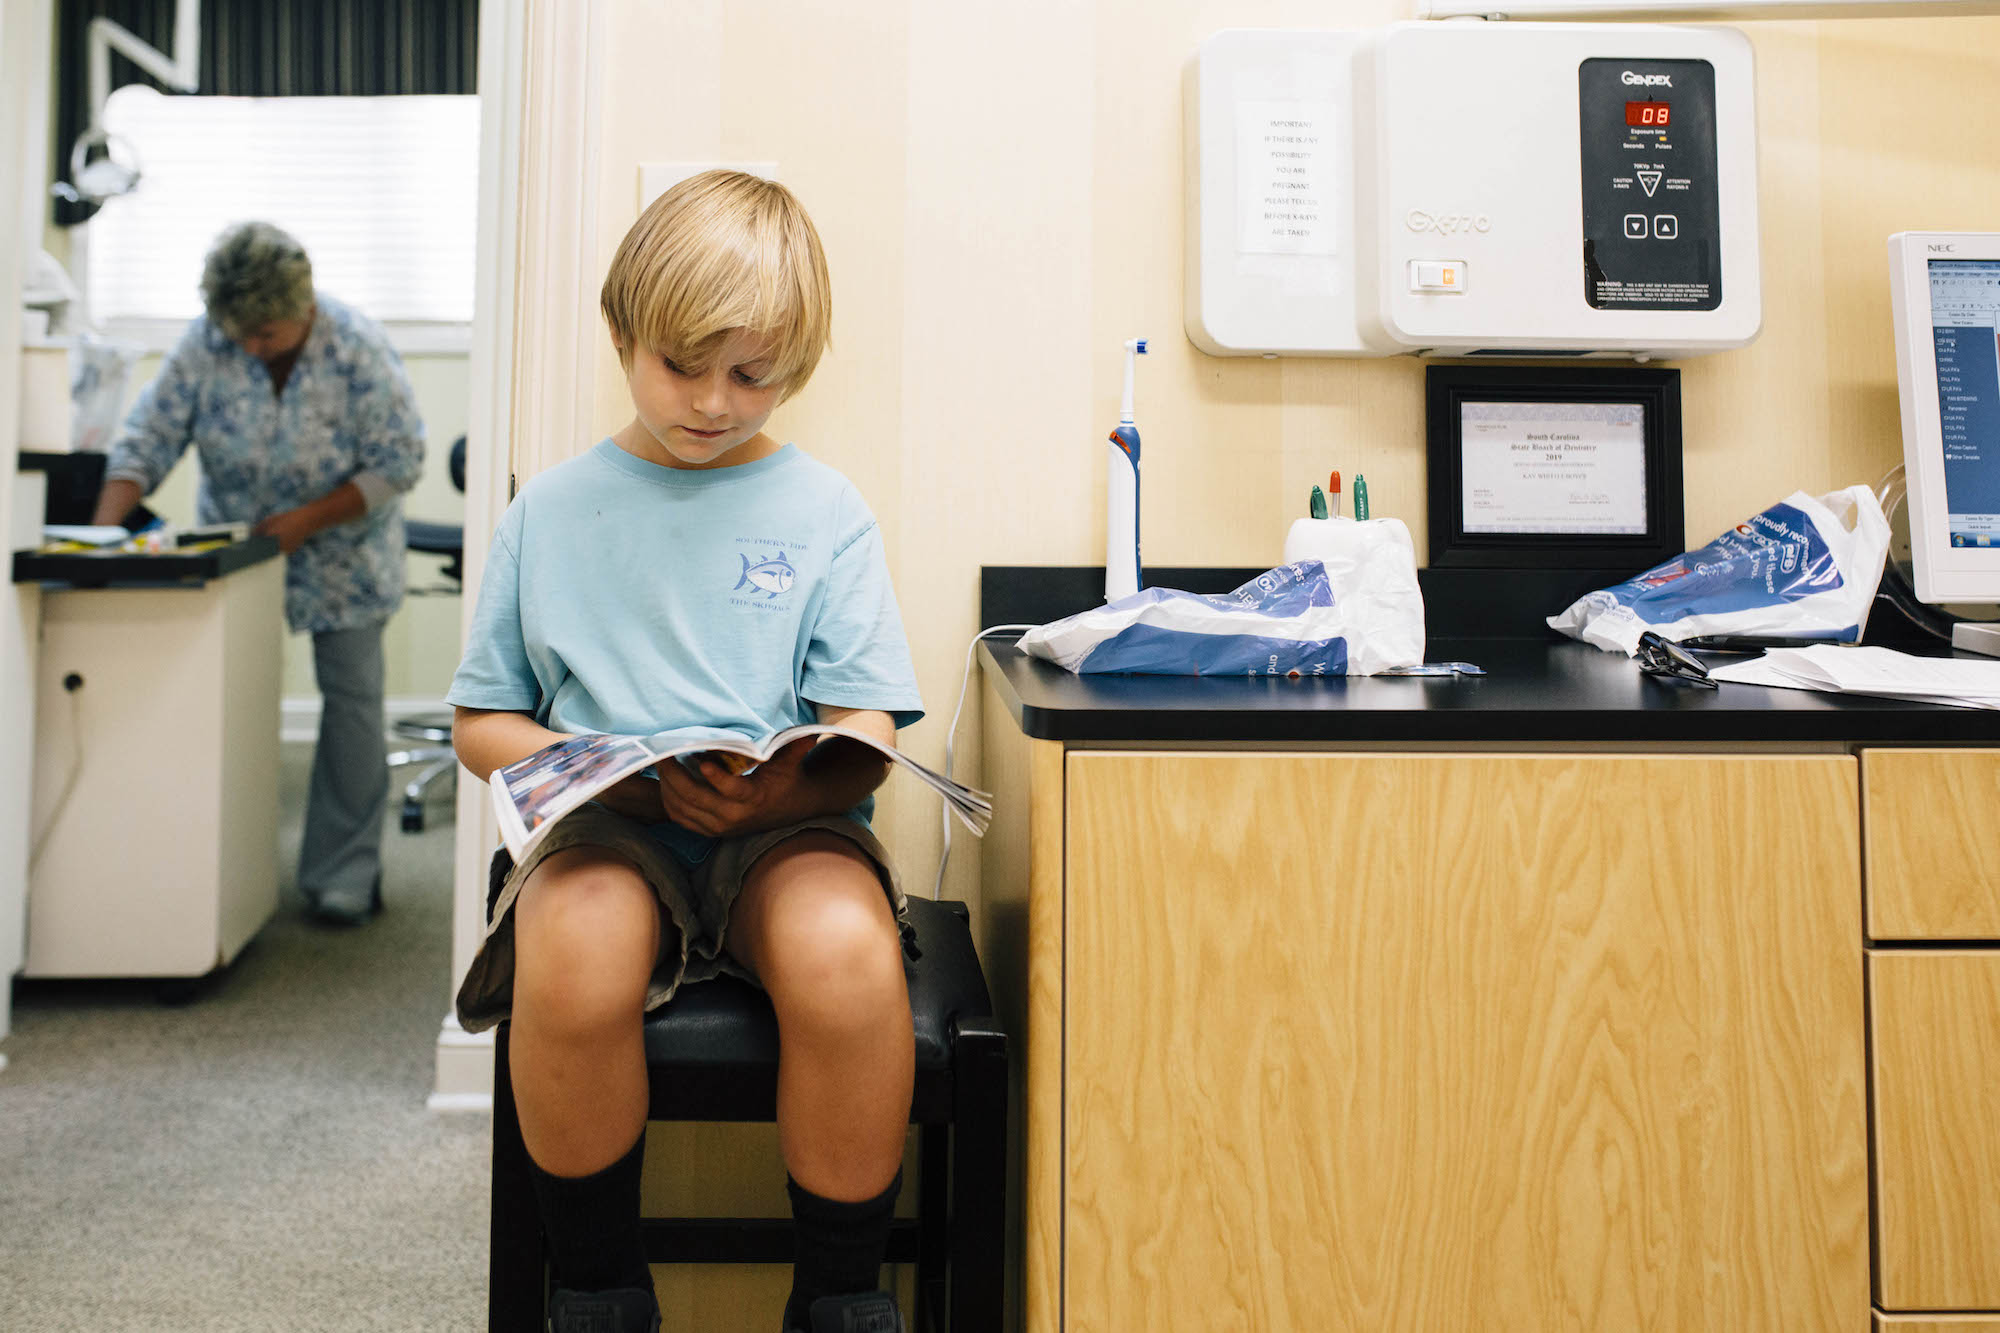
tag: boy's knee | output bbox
[768,893,907,1034]
[514,852,660,1013]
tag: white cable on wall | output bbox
[933,624,1038,900]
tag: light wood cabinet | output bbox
[1870,951,2000,1310]
[1865,749,2000,1318]
[1863,749,2000,939]
[979,723,1872,1332]
[1874,1317,2000,1330]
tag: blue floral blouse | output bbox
[105,293,426,634]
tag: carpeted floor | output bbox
[0,742,488,1332]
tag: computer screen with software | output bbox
[1888,232,2000,647]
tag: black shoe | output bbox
[802,1291,904,1333]
[546,1285,661,1333]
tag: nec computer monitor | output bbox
[1889,232,2000,618]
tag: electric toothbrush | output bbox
[1106,337,1147,602]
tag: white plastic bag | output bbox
[1019,552,1424,677]
[1281,515,1425,665]
[1548,486,1891,655]
[68,336,141,454]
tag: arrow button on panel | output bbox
[1636,169,1663,197]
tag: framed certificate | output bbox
[1426,365,1683,569]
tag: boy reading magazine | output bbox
[448,171,945,1333]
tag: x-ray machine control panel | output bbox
[1578,58,1722,312]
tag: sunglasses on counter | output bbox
[1635,631,1717,689]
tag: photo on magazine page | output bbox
[499,732,661,845]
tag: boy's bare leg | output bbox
[727,832,915,1200]
[509,846,662,1175]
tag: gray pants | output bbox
[299,620,388,910]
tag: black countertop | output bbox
[13,535,281,588]
[976,564,2000,744]
[979,636,2000,746]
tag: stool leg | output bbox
[490,1025,547,1333]
[404,755,459,805]
[948,1020,1008,1333]
[917,1123,950,1333]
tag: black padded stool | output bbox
[486,853,1008,1333]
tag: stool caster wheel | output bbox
[401,798,425,833]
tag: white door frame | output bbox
[430,0,608,1111]
[0,0,57,1064]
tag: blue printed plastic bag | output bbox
[1018,559,1424,676]
[1548,487,1890,655]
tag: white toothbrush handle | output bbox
[1105,438,1139,603]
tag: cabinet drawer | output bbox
[1875,1319,2000,1331]
[1864,749,2000,939]
[1066,752,1866,1332]
[1871,951,2000,1309]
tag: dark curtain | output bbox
[53,0,479,226]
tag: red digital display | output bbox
[1625,101,1671,127]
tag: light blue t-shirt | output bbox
[449,438,924,854]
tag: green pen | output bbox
[1309,485,1327,520]
[1353,474,1370,521]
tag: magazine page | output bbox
[491,732,672,860]
[762,723,983,793]
[493,727,801,859]
[762,724,994,832]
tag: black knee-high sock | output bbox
[528,1131,653,1294]
[783,1170,902,1328]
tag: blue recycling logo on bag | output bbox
[1019,535,1429,678]
[1547,487,1891,656]
[1080,619,1350,676]
[1072,563,1349,675]
[1603,502,1843,620]
[1017,561,1366,676]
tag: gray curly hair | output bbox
[200,221,314,337]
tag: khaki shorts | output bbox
[455,805,905,1035]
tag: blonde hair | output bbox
[600,170,831,398]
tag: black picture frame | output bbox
[1426,364,1683,570]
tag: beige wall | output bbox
[540,6,2000,1325]
[126,350,469,702]
[571,1,2000,913]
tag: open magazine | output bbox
[490,723,992,862]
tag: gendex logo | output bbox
[1622,71,1673,87]
[1406,209,1491,236]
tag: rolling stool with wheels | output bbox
[387,712,457,831]
[387,435,467,832]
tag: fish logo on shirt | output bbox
[734,550,796,599]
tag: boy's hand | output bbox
[653,737,819,837]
